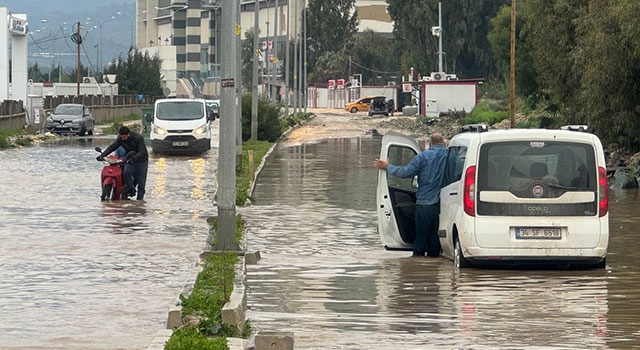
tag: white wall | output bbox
[424,83,477,117]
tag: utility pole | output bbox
[216,0,240,252]
[75,22,81,95]
[303,0,307,112]
[510,0,516,128]
[266,19,270,99]
[271,0,278,102]
[251,0,259,141]
[292,0,298,113]
[285,0,290,115]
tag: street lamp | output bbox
[86,16,116,71]
[115,11,134,48]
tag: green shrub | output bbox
[0,129,27,149]
[241,93,284,142]
[463,100,509,125]
[164,327,228,350]
[101,113,141,135]
[14,137,32,146]
[282,111,315,128]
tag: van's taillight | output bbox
[464,166,476,216]
[598,166,608,217]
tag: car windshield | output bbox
[53,105,82,115]
[156,101,204,120]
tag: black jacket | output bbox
[101,132,149,162]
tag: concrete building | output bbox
[135,0,393,97]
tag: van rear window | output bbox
[477,141,597,216]
[156,102,204,120]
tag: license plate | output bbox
[515,227,562,239]
[172,141,189,147]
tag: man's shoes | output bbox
[411,252,425,257]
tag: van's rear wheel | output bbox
[455,238,471,269]
[594,257,606,269]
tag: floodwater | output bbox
[0,137,218,349]
[242,136,640,349]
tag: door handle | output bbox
[449,192,458,196]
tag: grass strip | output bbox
[165,141,272,349]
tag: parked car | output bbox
[45,104,95,136]
[206,99,220,119]
[345,96,374,113]
[368,96,395,116]
[377,124,609,269]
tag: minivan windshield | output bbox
[156,101,204,120]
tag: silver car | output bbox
[45,104,95,136]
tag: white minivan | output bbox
[377,125,609,268]
[147,98,214,154]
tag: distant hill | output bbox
[3,0,135,71]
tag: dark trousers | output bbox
[414,203,441,256]
[123,160,148,200]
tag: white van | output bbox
[147,98,214,154]
[377,125,609,268]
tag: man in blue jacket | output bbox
[97,126,149,200]
[374,133,447,257]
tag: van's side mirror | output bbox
[144,114,153,123]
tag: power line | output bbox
[349,58,399,75]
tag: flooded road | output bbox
[243,136,640,349]
[0,136,218,349]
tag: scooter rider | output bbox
[96,126,149,200]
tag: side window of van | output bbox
[442,146,467,187]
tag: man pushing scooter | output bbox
[97,126,149,200]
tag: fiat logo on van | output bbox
[532,184,544,197]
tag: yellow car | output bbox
[345,96,375,113]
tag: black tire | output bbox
[455,238,472,269]
[350,107,358,113]
[87,128,93,135]
[78,126,86,136]
[593,257,606,269]
[101,184,112,201]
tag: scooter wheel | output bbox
[101,184,113,201]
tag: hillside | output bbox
[4,0,135,70]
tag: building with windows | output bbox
[136,0,393,97]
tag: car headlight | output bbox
[46,116,54,122]
[194,124,207,135]
[72,119,82,124]
[153,125,167,135]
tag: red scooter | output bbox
[95,147,125,201]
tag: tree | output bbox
[386,0,502,79]
[28,63,46,82]
[305,0,359,82]
[487,5,538,96]
[105,50,163,96]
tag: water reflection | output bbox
[0,141,218,349]
[244,136,640,349]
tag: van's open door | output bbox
[377,132,423,250]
